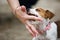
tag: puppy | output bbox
[28,8,57,40]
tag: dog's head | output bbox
[29,8,54,19]
[28,8,55,31]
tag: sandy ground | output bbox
[0,19,32,40]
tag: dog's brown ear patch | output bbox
[36,8,47,18]
[36,8,54,19]
[45,10,55,19]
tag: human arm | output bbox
[7,0,42,36]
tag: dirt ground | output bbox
[0,19,32,40]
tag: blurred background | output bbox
[0,0,60,40]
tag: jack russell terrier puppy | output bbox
[28,8,57,40]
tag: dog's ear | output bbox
[45,10,55,19]
[36,8,54,19]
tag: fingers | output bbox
[26,21,39,34]
[15,6,24,14]
[21,5,27,12]
[15,5,27,15]
[26,25,36,37]
[15,6,27,19]
[26,15,43,21]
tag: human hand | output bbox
[14,5,42,37]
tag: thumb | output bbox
[21,5,27,12]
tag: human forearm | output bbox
[7,0,20,13]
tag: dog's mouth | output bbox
[27,12,38,17]
[27,12,38,21]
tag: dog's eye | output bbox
[46,10,49,13]
[36,9,40,12]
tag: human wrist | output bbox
[14,6,20,14]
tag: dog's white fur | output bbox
[29,8,57,40]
